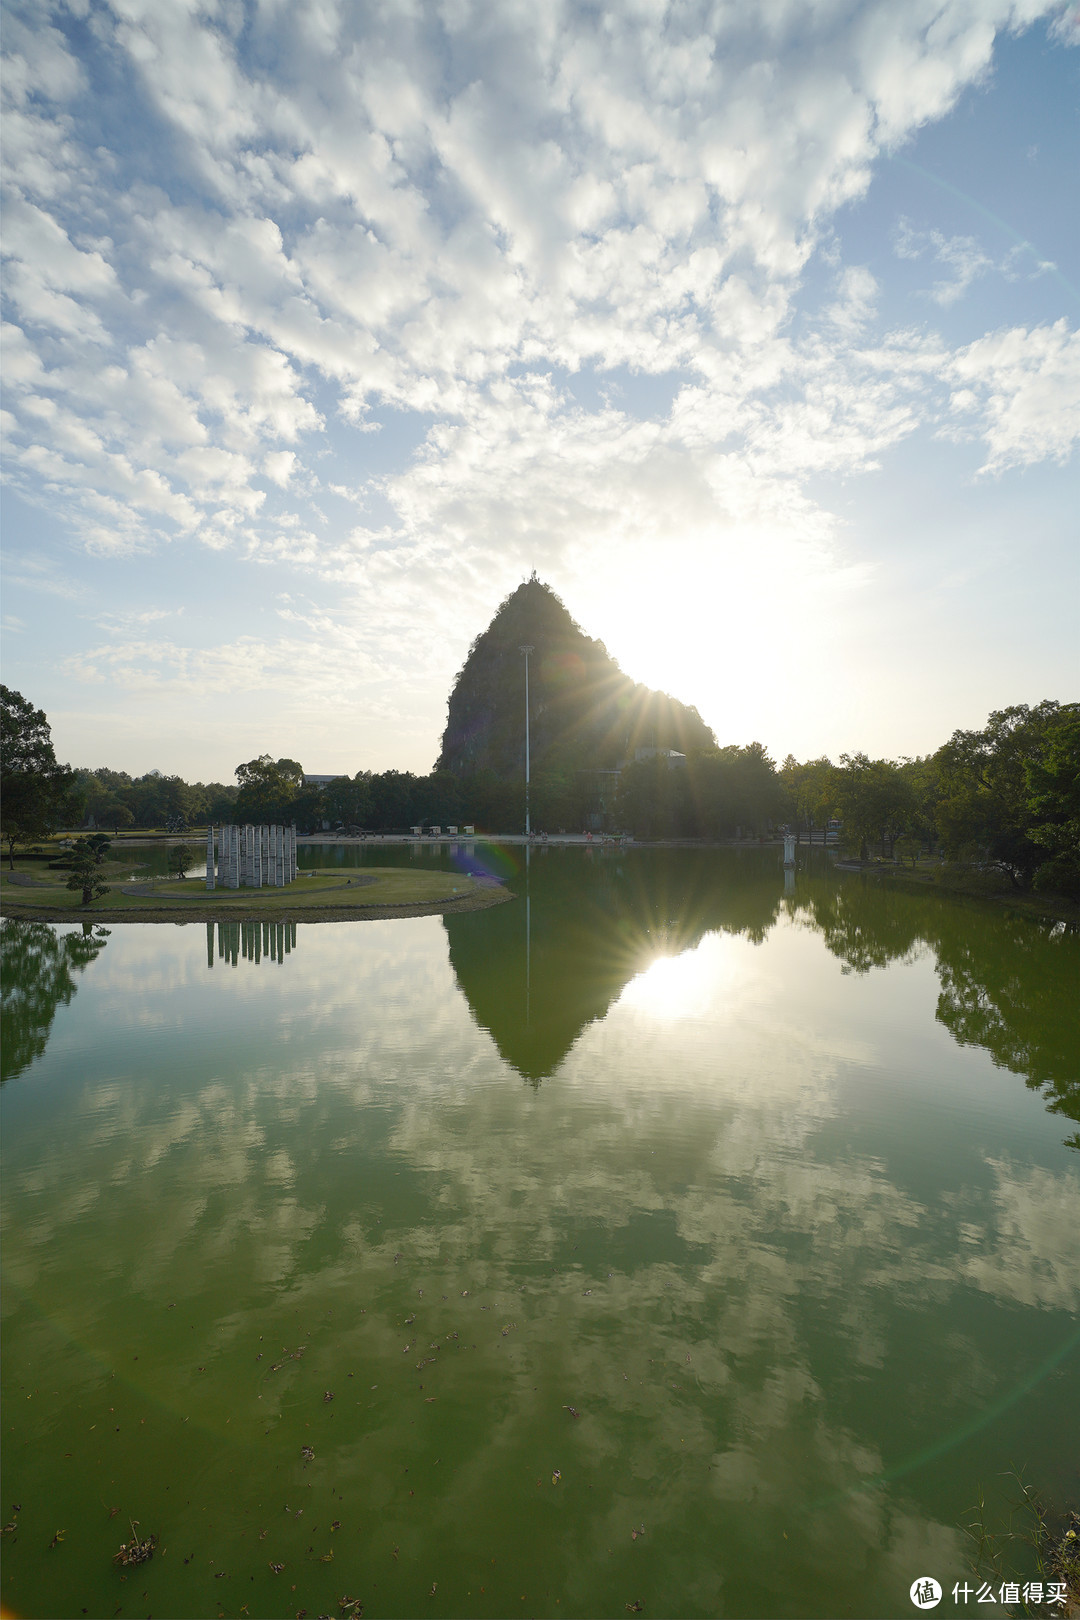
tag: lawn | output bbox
[0,860,484,918]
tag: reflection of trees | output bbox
[932,920,1079,1142]
[785,879,925,974]
[1,919,109,1082]
[444,848,782,1082]
[446,848,1079,1137]
[786,876,1080,1144]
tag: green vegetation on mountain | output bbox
[437,576,715,778]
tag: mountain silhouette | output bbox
[437,577,715,778]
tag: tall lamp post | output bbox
[520,644,534,837]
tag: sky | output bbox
[1,0,1078,784]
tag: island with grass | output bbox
[0,852,512,924]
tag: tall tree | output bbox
[1,687,79,868]
[935,702,1066,887]
[234,756,304,823]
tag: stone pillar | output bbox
[252,824,262,888]
[275,825,285,887]
[229,824,240,889]
[206,825,216,889]
[783,832,796,868]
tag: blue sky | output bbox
[2,0,1077,782]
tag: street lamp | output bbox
[519,644,534,837]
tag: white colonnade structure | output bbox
[205,824,298,889]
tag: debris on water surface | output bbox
[269,1561,285,1573]
[113,1524,156,1566]
[301,1445,315,1461]
[331,1520,340,1532]
[338,1596,363,1615]
[551,1470,561,1485]
[626,1602,645,1613]
[323,1390,334,1402]
[562,1405,581,1419]
[404,1315,415,1325]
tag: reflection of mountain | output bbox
[207,919,298,967]
[445,848,1079,1138]
[1,920,109,1082]
[443,847,782,1081]
[786,876,1080,1145]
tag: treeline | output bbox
[616,700,1076,897]
[3,685,1076,899]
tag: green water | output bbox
[2,846,1077,1620]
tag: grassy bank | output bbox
[846,858,1079,926]
[0,859,511,923]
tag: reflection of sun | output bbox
[617,934,742,1021]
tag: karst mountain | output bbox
[436,577,715,778]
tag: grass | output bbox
[964,1469,1080,1616]
[0,859,483,917]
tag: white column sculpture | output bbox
[206,826,216,889]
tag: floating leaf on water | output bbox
[323,1391,334,1402]
[551,1470,561,1485]
[301,1445,315,1461]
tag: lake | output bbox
[2,844,1077,1619]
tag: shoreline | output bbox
[0,884,515,926]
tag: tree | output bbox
[834,753,918,859]
[1,686,79,869]
[101,799,135,835]
[64,840,111,907]
[168,844,198,881]
[322,773,373,828]
[935,702,1068,888]
[234,756,304,824]
[1025,704,1080,899]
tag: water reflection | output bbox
[444,849,1079,1144]
[784,873,1080,1146]
[2,864,1077,1619]
[444,847,781,1082]
[206,918,298,967]
[0,919,110,1082]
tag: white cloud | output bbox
[1,0,1076,765]
[944,318,1080,471]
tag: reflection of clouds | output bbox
[962,1158,1080,1312]
[4,909,1075,1612]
